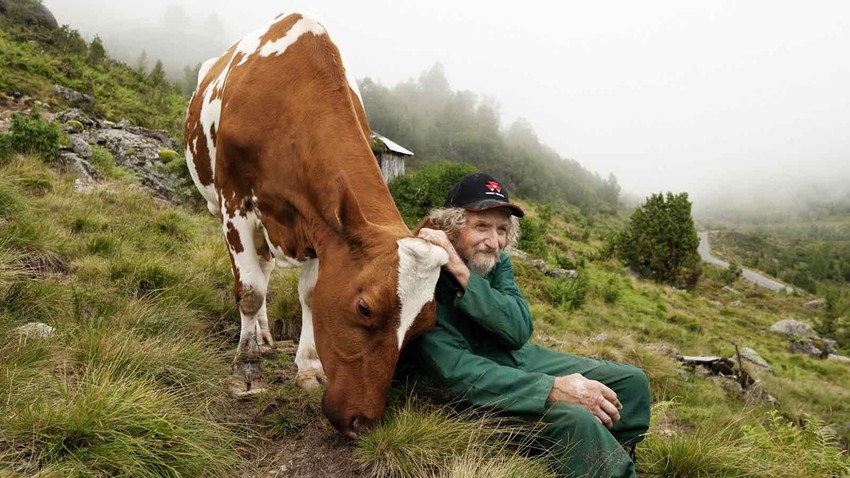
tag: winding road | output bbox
[698,232,794,294]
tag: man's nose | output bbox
[483,229,499,249]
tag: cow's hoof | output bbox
[225,375,266,400]
[259,343,277,359]
[295,370,326,392]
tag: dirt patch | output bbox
[221,341,363,478]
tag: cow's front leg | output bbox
[224,210,275,389]
[294,258,326,392]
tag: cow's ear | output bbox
[412,217,435,236]
[334,172,370,240]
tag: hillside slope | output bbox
[1,10,849,478]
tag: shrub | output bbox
[720,261,743,284]
[158,147,179,163]
[388,161,478,227]
[544,272,588,311]
[517,216,546,255]
[9,110,60,162]
[615,192,702,289]
[0,134,14,165]
[600,277,622,304]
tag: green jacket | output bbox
[408,252,556,415]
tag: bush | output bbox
[600,277,622,304]
[719,261,743,284]
[158,147,179,163]
[615,192,702,289]
[544,272,588,311]
[0,134,14,165]
[388,161,478,227]
[517,216,546,255]
[9,110,60,162]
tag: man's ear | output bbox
[413,217,435,235]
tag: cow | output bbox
[183,12,448,437]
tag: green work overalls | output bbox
[406,253,651,478]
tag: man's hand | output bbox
[547,373,622,428]
[417,228,470,288]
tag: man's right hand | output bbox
[417,228,470,288]
[547,373,622,428]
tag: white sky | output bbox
[43,0,850,205]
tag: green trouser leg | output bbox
[513,344,651,477]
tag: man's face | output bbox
[454,209,512,275]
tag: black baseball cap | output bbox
[445,173,525,217]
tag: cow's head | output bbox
[312,174,448,438]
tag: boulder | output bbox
[546,268,579,279]
[737,347,772,372]
[770,319,817,338]
[16,322,54,338]
[722,286,740,294]
[789,340,826,359]
[0,0,58,29]
[70,136,91,159]
[55,152,102,181]
[802,299,826,309]
[52,85,94,106]
[827,354,850,365]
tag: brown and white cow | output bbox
[183,12,447,437]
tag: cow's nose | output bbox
[352,415,375,435]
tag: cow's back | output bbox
[183,12,370,219]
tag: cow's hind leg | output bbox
[223,208,275,388]
[295,258,326,392]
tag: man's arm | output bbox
[411,322,555,415]
[454,254,532,349]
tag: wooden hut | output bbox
[371,132,413,183]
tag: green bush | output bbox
[517,216,546,255]
[0,134,14,165]
[9,110,60,162]
[544,272,588,311]
[719,261,743,284]
[388,161,478,227]
[615,192,702,289]
[600,277,622,304]
[158,148,179,163]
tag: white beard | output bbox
[467,249,500,276]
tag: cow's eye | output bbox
[356,298,371,318]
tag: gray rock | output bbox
[823,339,838,355]
[789,340,826,358]
[0,0,58,28]
[16,322,54,338]
[585,333,609,344]
[56,109,98,129]
[530,259,548,272]
[51,85,94,106]
[730,300,743,307]
[55,152,102,181]
[708,300,723,308]
[737,347,772,372]
[722,286,740,294]
[546,268,579,279]
[70,136,91,158]
[802,299,826,309]
[770,319,817,338]
[827,354,850,365]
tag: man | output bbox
[410,173,650,478]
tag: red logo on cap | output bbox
[485,181,502,193]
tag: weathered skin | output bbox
[183,12,447,437]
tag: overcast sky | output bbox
[44,0,850,207]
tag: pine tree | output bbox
[87,35,106,65]
[616,192,702,289]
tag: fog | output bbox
[43,0,850,213]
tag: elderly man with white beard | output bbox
[407,173,651,478]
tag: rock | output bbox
[16,322,54,338]
[73,178,97,194]
[0,0,59,28]
[546,268,578,279]
[55,152,102,181]
[737,347,772,372]
[585,333,609,344]
[51,85,94,106]
[742,381,778,406]
[802,299,826,309]
[789,340,826,358]
[70,136,91,158]
[827,354,850,365]
[530,259,547,272]
[722,286,740,294]
[56,109,97,129]
[730,300,743,307]
[623,266,640,278]
[506,247,528,260]
[822,339,838,355]
[770,319,817,338]
[708,300,723,308]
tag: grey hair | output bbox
[425,207,520,249]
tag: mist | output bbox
[42,0,850,216]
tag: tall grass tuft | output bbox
[0,363,239,477]
[357,400,553,478]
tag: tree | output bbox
[616,192,702,289]
[87,35,106,65]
